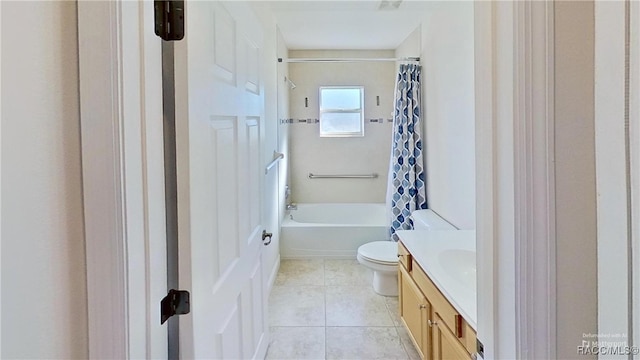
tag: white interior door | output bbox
[174,1,268,358]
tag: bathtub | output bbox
[280,203,389,259]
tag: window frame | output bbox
[318,86,365,137]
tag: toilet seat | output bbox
[356,241,398,296]
[360,256,396,266]
[357,241,398,266]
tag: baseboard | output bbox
[267,253,281,294]
[252,331,269,360]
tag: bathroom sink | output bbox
[438,249,476,289]
[396,230,477,329]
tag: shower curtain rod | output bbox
[277,57,420,63]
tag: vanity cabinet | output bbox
[398,241,476,360]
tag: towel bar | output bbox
[265,151,284,174]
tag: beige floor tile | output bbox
[266,327,325,360]
[324,259,372,286]
[326,327,408,360]
[326,286,394,326]
[275,259,325,286]
[385,296,402,327]
[396,326,422,360]
[269,286,325,326]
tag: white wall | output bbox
[1,1,88,358]
[395,27,420,59]
[555,2,598,359]
[277,30,291,219]
[421,3,476,230]
[288,50,395,203]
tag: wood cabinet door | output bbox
[431,313,471,360]
[399,265,428,359]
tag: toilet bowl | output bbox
[357,241,399,296]
[357,209,456,296]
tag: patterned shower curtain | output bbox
[386,64,427,240]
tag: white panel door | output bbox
[174,1,268,359]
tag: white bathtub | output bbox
[280,203,389,259]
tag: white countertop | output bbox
[396,230,477,330]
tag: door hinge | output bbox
[154,1,185,41]
[161,289,190,324]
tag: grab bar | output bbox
[265,151,284,174]
[308,173,378,179]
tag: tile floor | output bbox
[267,259,421,360]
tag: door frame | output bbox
[594,0,640,351]
[79,0,569,358]
[475,1,556,358]
[632,0,640,349]
[77,1,167,358]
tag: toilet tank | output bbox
[410,210,456,230]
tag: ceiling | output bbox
[267,1,438,50]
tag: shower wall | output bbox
[288,50,395,203]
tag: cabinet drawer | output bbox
[398,241,411,271]
[412,260,476,355]
[462,322,476,355]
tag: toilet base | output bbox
[372,270,398,296]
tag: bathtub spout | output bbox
[286,203,297,210]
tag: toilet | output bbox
[356,209,456,296]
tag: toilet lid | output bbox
[358,241,398,265]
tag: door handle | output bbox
[262,230,273,246]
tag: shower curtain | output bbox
[386,63,427,240]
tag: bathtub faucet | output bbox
[286,202,297,210]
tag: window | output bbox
[319,86,364,137]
